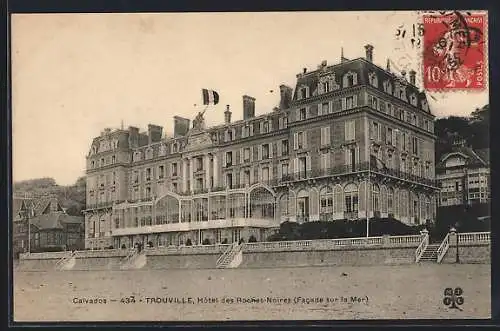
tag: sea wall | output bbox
[16,233,490,271]
[240,247,417,268]
[441,232,491,264]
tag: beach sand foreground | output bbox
[13,263,490,321]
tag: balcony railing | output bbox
[85,202,115,210]
[277,162,436,187]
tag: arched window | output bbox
[372,184,380,214]
[319,186,333,221]
[400,190,408,218]
[344,183,359,214]
[387,187,394,214]
[249,187,275,220]
[425,196,431,221]
[279,194,290,218]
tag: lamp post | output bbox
[450,226,459,263]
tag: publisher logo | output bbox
[443,287,464,311]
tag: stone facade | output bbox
[84,45,438,249]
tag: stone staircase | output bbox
[418,244,440,262]
[216,243,242,269]
[54,251,76,271]
[120,249,146,270]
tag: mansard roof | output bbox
[292,57,431,115]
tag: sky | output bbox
[11,11,489,186]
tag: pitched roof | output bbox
[11,197,36,220]
[437,146,489,169]
[474,148,490,165]
[30,211,84,230]
[33,196,64,216]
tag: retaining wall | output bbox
[442,242,491,264]
[16,233,490,271]
[240,246,417,268]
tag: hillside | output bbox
[13,177,86,216]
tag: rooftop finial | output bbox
[121,120,124,130]
[386,59,391,72]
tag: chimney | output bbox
[224,105,232,124]
[341,47,348,63]
[279,85,293,110]
[409,70,416,85]
[173,116,190,137]
[243,95,256,120]
[147,124,163,144]
[364,44,374,62]
[303,67,307,74]
[101,128,111,137]
[386,59,391,72]
[128,126,139,148]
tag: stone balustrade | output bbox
[458,232,490,243]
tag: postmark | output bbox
[423,11,486,90]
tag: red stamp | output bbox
[423,11,486,90]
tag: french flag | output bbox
[202,89,220,105]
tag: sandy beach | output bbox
[13,263,490,321]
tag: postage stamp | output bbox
[422,11,487,90]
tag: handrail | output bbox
[436,233,450,263]
[216,242,237,265]
[415,234,429,262]
[55,251,75,269]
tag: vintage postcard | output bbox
[11,10,490,322]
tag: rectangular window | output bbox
[172,163,178,176]
[412,137,419,155]
[196,157,203,171]
[323,82,329,93]
[387,128,393,145]
[321,126,331,146]
[345,120,355,141]
[281,140,289,155]
[226,173,233,189]
[226,151,233,166]
[262,167,270,182]
[301,88,308,99]
[146,168,151,181]
[297,132,304,149]
[299,108,307,120]
[262,144,270,159]
[282,163,289,177]
[159,165,164,179]
[346,96,354,109]
[299,157,307,178]
[244,148,251,162]
[244,170,251,186]
[322,102,329,115]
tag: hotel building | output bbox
[84,45,438,249]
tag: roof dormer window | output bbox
[410,93,418,106]
[383,80,393,94]
[298,85,309,100]
[343,71,358,87]
[368,72,378,87]
[145,147,154,160]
